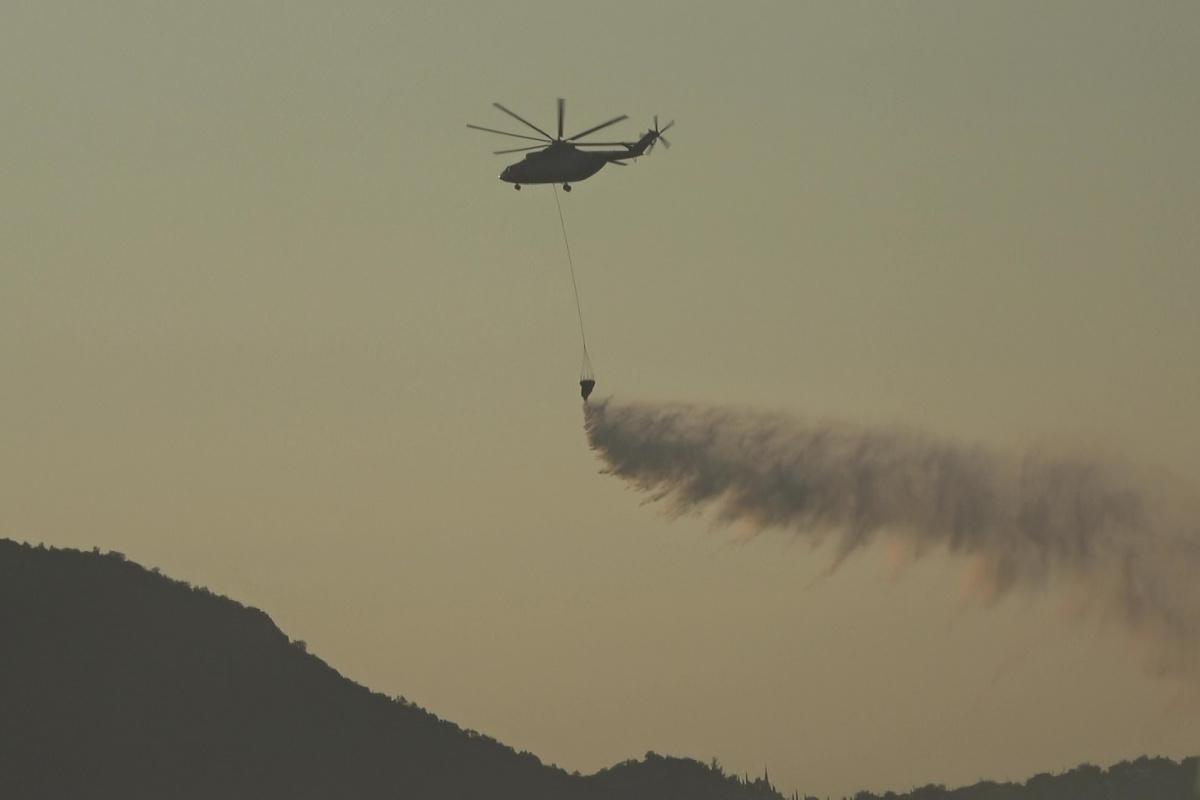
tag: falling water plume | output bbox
[584,397,1200,686]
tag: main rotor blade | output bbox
[567,114,629,141]
[493,102,555,141]
[493,144,548,155]
[466,123,549,143]
[557,98,565,140]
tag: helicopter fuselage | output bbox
[500,143,615,185]
[498,132,657,187]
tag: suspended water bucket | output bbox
[579,346,595,401]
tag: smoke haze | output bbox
[584,398,1200,686]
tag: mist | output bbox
[584,398,1200,686]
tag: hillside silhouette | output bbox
[841,756,1200,800]
[0,539,782,800]
[2,540,1195,800]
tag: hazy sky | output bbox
[3,2,1199,796]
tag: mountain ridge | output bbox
[0,538,780,800]
[1,538,1195,799]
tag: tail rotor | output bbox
[647,114,674,153]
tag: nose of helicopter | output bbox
[499,166,513,182]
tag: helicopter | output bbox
[468,98,672,191]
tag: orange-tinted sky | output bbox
[3,2,1199,796]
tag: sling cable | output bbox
[553,184,595,401]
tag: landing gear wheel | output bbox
[563,183,572,192]
[514,184,521,191]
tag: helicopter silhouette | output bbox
[468,98,672,191]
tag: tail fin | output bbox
[624,130,659,157]
[624,116,673,157]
